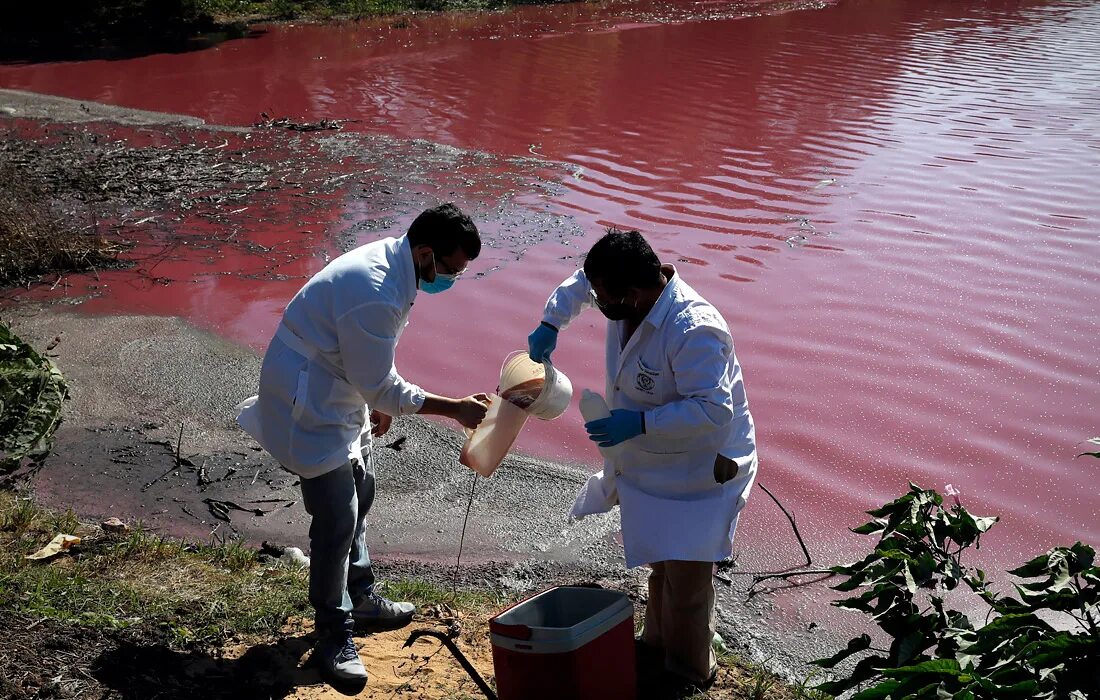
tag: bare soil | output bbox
[0,608,500,700]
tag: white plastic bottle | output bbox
[570,389,620,521]
[579,389,617,460]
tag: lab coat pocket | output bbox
[714,454,739,485]
[328,375,367,425]
[291,370,309,421]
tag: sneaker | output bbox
[315,630,368,682]
[351,590,416,628]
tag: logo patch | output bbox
[636,373,655,393]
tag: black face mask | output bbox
[598,303,633,321]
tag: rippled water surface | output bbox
[2,0,1097,630]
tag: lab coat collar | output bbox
[395,234,418,305]
[643,265,680,330]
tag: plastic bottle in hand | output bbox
[579,389,618,459]
[570,389,620,522]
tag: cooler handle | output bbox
[489,621,533,641]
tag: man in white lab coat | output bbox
[528,230,757,688]
[237,204,490,684]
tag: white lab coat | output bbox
[544,267,757,568]
[236,235,426,479]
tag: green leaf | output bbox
[974,516,998,533]
[868,492,915,519]
[849,680,902,700]
[1068,542,1095,570]
[1027,632,1097,667]
[1008,552,1051,578]
[904,562,918,594]
[990,680,1041,698]
[853,520,887,535]
[882,658,962,678]
[965,614,1049,654]
[0,322,68,474]
[816,655,889,695]
[895,629,927,665]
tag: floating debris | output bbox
[253,113,351,132]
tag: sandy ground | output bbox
[0,606,500,700]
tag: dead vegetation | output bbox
[0,123,278,288]
[0,130,274,213]
[0,161,123,287]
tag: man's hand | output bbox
[370,410,392,438]
[585,409,644,447]
[455,394,492,430]
[528,323,558,362]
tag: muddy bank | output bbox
[4,307,622,569]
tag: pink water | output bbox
[2,0,1097,602]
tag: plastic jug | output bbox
[460,394,529,477]
[459,350,574,477]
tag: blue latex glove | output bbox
[528,323,558,362]
[585,409,644,448]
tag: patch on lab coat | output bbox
[635,358,659,394]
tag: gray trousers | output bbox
[299,458,376,636]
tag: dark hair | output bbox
[407,203,481,259]
[583,229,662,295]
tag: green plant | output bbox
[0,322,68,475]
[266,0,300,18]
[0,497,44,535]
[50,507,80,535]
[813,483,1099,699]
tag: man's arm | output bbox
[337,302,490,429]
[418,393,492,430]
[529,269,596,361]
[541,269,595,331]
[335,302,425,417]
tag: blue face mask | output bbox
[419,250,461,294]
[420,272,457,294]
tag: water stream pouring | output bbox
[460,350,572,477]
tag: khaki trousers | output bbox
[643,560,717,685]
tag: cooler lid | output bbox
[490,586,632,645]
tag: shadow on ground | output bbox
[91,634,330,700]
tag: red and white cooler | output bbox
[489,586,636,700]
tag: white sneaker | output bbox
[316,631,368,682]
[351,591,416,628]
